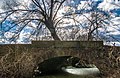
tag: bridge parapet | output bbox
[31,41,103,48]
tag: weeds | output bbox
[0,46,35,78]
[0,44,120,78]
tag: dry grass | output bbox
[0,46,35,78]
[0,45,120,78]
[0,46,67,78]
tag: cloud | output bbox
[0,0,30,10]
[98,1,120,11]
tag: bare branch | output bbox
[53,0,65,20]
[42,0,47,14]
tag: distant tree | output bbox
[85,11,111,41]
[63,1,118,41]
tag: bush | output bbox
[0,46,59,78]
[0,46,35,78]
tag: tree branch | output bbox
[53,0,65,20]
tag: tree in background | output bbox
[64,0,120,43]
[62,1,112,41]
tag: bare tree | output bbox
[86,11,110,41]
[0,0,67,42]
[0,0,119,43]
[65,1,114,41]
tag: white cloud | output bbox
[4,32,15,38]
[98,1,120,11]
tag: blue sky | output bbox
[0,0,120,45]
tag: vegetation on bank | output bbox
[0,44,120,78]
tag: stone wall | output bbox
[0,41,103,57]
[0,41,103,56]
[31,41,103,48]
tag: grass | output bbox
[0,44,120,78]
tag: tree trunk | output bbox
[88,33,92,41]
[48,27,60,41]
[46,24,60,40]
[45,19,60,41]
